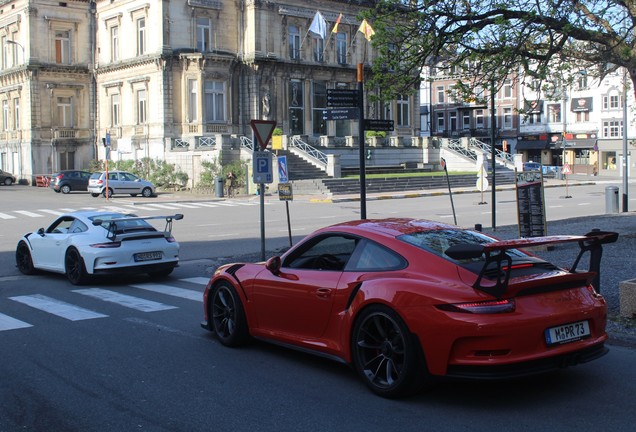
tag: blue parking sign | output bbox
[252,151,273,184]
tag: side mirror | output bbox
[265,256,281,275]
[37,228,45,236]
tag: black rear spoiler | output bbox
[92,214,184,240]
[445,230,618,297]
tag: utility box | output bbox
[605,186,619,214]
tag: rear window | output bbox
[90,172,102,179]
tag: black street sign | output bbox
[327,89,359,107]
[364,119,394,131]
[322,108,360,120]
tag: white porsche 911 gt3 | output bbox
[16,211,183,285]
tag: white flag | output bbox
[308,11,327,40]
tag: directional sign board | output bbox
[252,151,273,184]
[250,120,277,150]
[277,155,289,183]
[327,89,359,107]
[322,107,359,121]
[364,119,394,132]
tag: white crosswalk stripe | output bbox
[165,202,203,209]
[180,277,210,285]
[0,212,16,219]
[129,283,201,301]
[13,210,44,218]
[142,203,183,210]
[74,288,177,312]
[58,208,79,212]
[9,294,108,321]
[0,313,32,331]
[38,209,65,216]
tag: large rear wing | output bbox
[445,230,619,297]
[92,214,184,240]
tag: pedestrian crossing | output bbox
[0,200,262,220]
[1,277,209,332]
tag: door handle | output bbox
[316,288,332,298]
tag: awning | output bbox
[516,138,548,150]
[571,97,593,112]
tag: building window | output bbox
[547,104,561,123]
[462,111,470,129]
[396,95,410,127]
[503,79,512,98]
[11,33,19,66]
[137,17,146,56]
[13,98,19,130]
[448,111,457,131]
[110,26,119,62]
[313,37,324,62]
[578,74,588,90]
[289,25,300,60]
[575,111,590,122]
[503,107,513,129]
[196,17,212,52]
[436,112,445,132]
[475,109,485,128]
[55,31,71,64]
[205,80,225,122]
[137,89,147,124]
[602,120,622,138]
[336,32,347,64]
[188,79,198,122]
[2,36,7,69]
[289,80,304,134]
[312,81,327,135]
[57,97,73,127]
[603,92,622,110]
[111,94,120,127]
[436,86,445,103]
[2,100,8,131]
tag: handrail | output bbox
[469,138,515,166]
[289,136,328,168]
[240,136,254,152]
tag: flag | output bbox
[358,19,375,41]
[332,13,343,33]
[309,11,327,40]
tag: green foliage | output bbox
[88,158,188,188]
[366,130,387,138]
[272,127,283,136]
[197,158,246,191]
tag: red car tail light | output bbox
[90,242,122,248]
[437,298,515,314]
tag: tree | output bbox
[363,1,636,99]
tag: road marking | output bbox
[73,288,177,312]
[100,206,132,213]
[0,313,32,331]
[165,202,202,209]
[188,202,220,208]
[38,209,65,216]
[142,203,183,210]
[129,283,201,301]
[14,210,44,218]
[0,212,16,219]
[9,294,108,321]
[207,233,236,238]
[180,277,209,285]
[59,208,78,212]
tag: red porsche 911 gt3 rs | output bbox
[201,218,617,398]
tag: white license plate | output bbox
[545,320,590,345]
[134,251,162,262]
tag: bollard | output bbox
[605,186,619,214]
[215,176,224,197]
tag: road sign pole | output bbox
[358,63,366,220]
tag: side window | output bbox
[283,234,357,271]
[69,219,88,234]
[109,172,118,181]
[347,240,407,271]
[47,217,75,234]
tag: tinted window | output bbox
[346,239,407,272]
[284,234,357,271]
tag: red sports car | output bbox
[201,218,617,398]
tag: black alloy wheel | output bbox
[16,241,36,275]
[210,282,249,347]
[351,305,427,398]
[65,247,89,285]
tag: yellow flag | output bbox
[332,13,343,33]
[358,19,375,41]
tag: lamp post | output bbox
[6,40,25,65]
[622,68,629,212]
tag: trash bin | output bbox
[215,176,224,197]
[605,186,619,214]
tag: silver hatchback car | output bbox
[87,171,155,198]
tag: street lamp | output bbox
[622,67,629,212]
[6,40,25,65]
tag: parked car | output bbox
[16,211,183,285]
[87,171,155,198]
[0,169,16,186]
[201,218,618,398]
[523,162,542,171]
[50,170,92,194]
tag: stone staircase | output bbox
[277,149,330,180]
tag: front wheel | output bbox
[210,282,249,347]
[351,305,427,398]
[91,193,100,197]
[61,184,71,194]
[65,247,89,285]
[102,188,113,198]
[16,241,36,275]
[3,177,13,186]
[141,187,153,198]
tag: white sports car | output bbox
[16,211,183,285]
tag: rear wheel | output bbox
[61,184,71,194]
[351,305,428,398]
[65,247,89,285]
[141,187,153,198]
[210,281,249,346]
[102,188,113,198]
[16,241,36,275]
[91,193,99,198]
